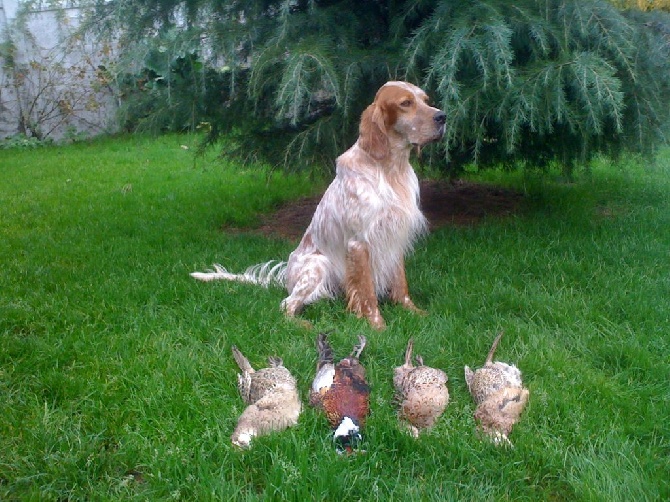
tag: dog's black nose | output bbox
[434,111,447,125]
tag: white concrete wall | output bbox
[0,0,19,23]
[0,0,118,141]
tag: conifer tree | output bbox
[404,0,670,171]
[87,0,670,173]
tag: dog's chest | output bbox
[367,173,423,238]
[308,156,427,262]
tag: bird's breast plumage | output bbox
[314,361,370,428]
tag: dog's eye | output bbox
[400,99,412,108]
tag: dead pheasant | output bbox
[393,338,449,437]
[230,345,302,448]
[309,333,369,454]
[464,332,529,446]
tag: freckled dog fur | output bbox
[191,81,446,329]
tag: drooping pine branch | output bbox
[81,0,670,172]
[406,0,670,171]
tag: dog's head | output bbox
[359,81,446,160]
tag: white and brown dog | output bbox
[192,81,446,329]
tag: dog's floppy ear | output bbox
[358,103,389,161]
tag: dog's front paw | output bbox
[399,297,427,316]
[367,311,386,331]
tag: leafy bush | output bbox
[0,133,53,149]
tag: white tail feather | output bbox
[190,261,287,288]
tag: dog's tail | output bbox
[190,261,287,288]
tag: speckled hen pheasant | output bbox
[309,333,370,453]
[230,345,301,448]
[464,332,529,446]
[393,338,449,437]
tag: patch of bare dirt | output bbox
[248,179,524,240]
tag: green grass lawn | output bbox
[1,134,668,501]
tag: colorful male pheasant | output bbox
[309,333,370,453]
[230,345,302,448]
[393,338,449,437]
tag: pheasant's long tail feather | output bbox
[404,338,414,367]
[232,345,254,373]
[191,261,287,287]
[268,356,283,368]
[485,331,505,365]
[316,333,334,370]
[351,335,367,360]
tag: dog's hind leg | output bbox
[280,254,333,322]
